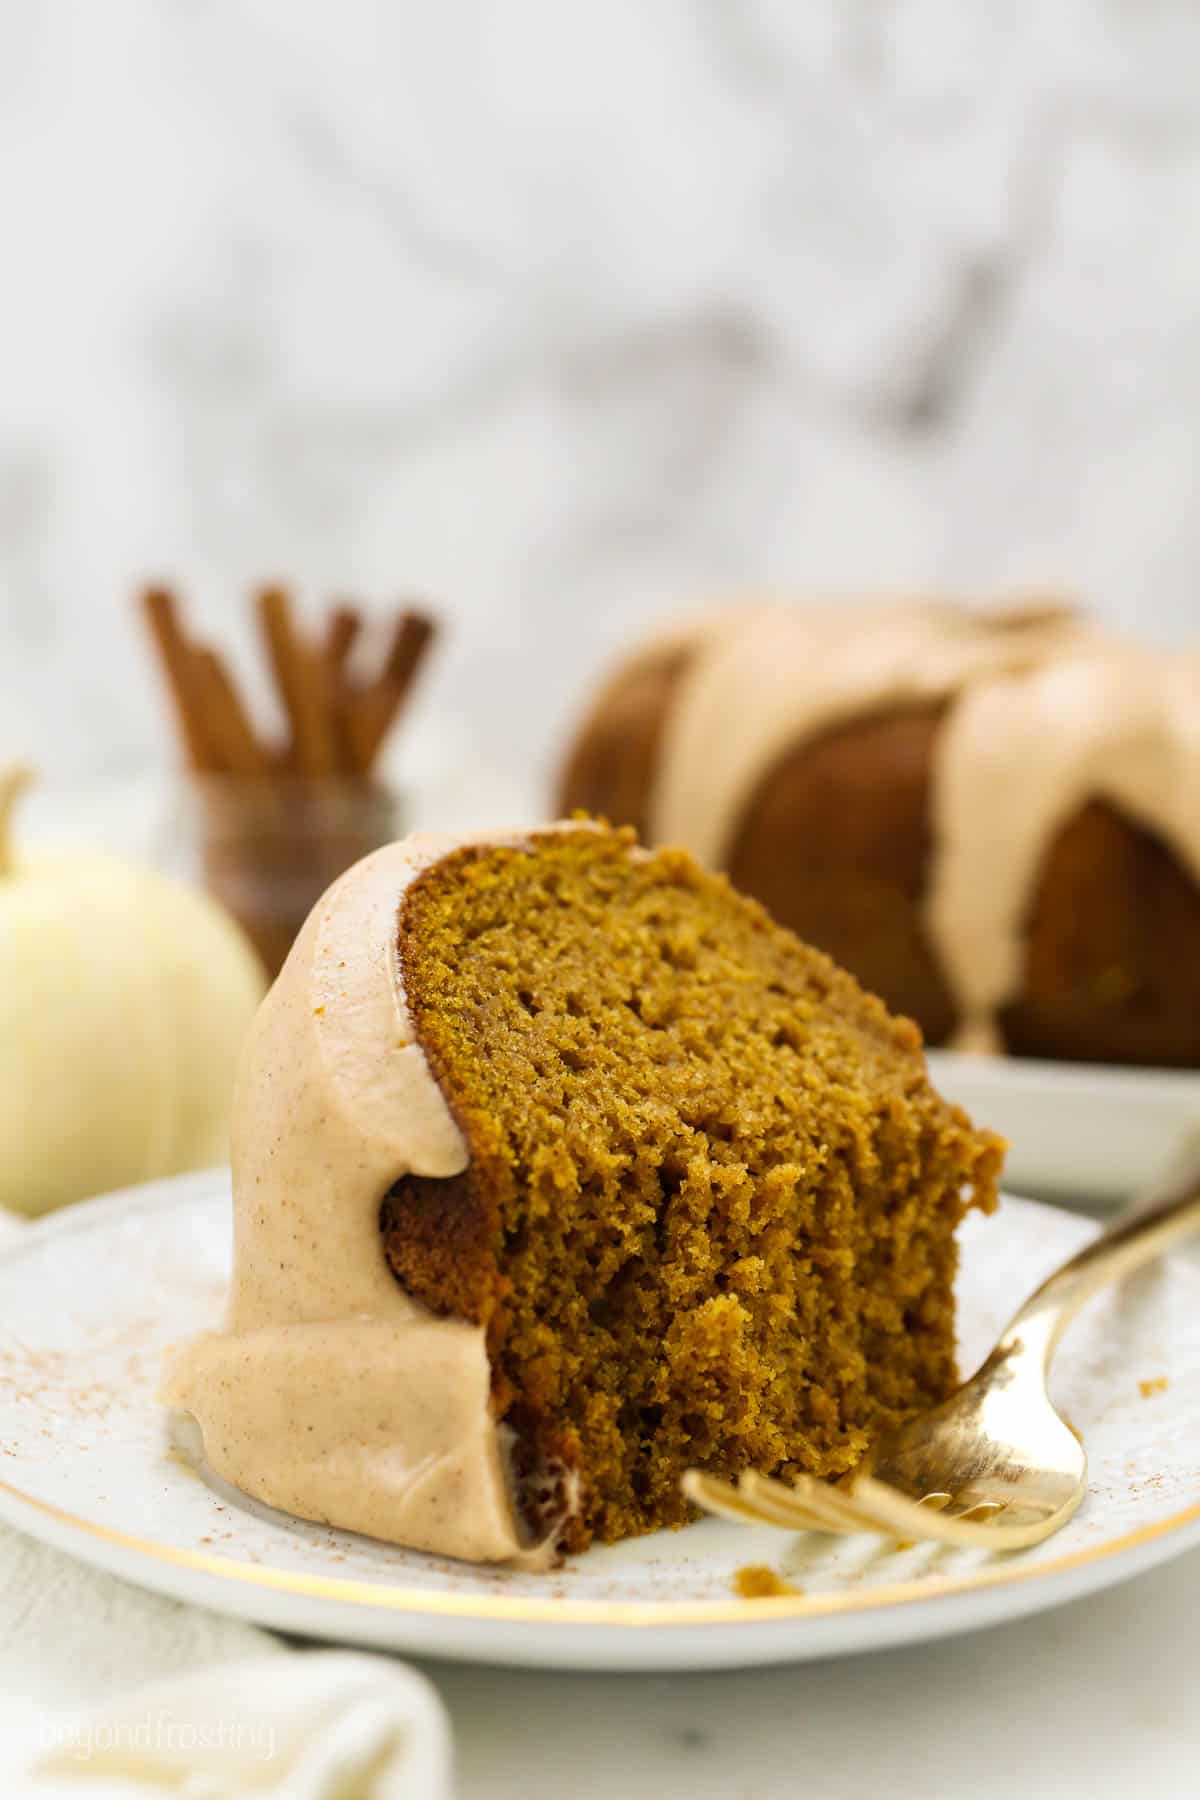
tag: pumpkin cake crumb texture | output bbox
[380,825,1002,1555]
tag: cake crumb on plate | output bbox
[733,1565,804,1599]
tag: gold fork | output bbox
[684,1177,1200,1551]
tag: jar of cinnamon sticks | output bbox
[144,585,436,978]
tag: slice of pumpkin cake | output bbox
[165,822,1001,1562]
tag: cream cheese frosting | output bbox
[163,830,543,1563]
[622,597,1200,1052]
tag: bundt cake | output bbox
[164,822,1001,1563]
[559,601,1200,1067]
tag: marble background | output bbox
[1,0,1198,809]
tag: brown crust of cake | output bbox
[380,1169,524,1425]
[1004,800,1200,1065]
[725,706,958,1044]
[559,659,1200,1066]
[557,652,690,842]
[380,1171,498,1330]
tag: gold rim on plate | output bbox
[2,1472,1197,1629]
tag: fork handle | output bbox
[998,1177,1200,1367]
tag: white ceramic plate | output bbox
[1,1171,1198,1671]
[927,1050,1200,1208]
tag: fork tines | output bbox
[682,1469,1055,1551]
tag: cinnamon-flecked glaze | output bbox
[560,602,1200,1064]
[162,831,560,1564]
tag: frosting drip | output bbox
[163,831,536,1562]
[929,641,1200,1049]
[638,598,1200,1050]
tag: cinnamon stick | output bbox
[323,606,363,774]
[346,609,435,772]
[191,648,272,777]
[142,586,216,772]
[256,585,336,777]
[324,605,363,674]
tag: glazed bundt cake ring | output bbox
[560,600,1200,1068]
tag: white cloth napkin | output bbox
[0,1208,451,1799]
